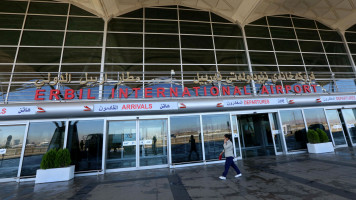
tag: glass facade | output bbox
[1,0,356,182]
[0,1,355,103]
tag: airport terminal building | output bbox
[1,0,356,182]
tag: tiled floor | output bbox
[1,147,355,200]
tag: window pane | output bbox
[179,10,209,22]
[0,47,17,63]
[67,17,104,31]
[213,23,242,36]
[268,16,293,27]
[293,18,316,29]
[181,35,213,49]
[296,29,320,40]
[0,125,26,178]
[25,15,66,30]
[319,31,342,42]
[171,116,203,163]
[107,33,142,47]
[106,49,143,63]
[0,14,24,29]
[70,5,96,16]
[280,110,307,152]
[106,120,136,169]
[145,34,178,48]
[323,43,345,56]
[304,109,332,142]
[216,51,246,64]
[276,53,303,65]
[346,32,356,42]
[249,17,267,25]
[211,13,231,23]
[347,43,356,53]
[214,37,244,50]
[146,20,177,33]
[247,38,273,51]
[245,26,269,38]
[65,32,103,46]
[28,2,68,15]
[67,120,104,171]
[109,19,143,32]
[180,21,211,35]
[202,114,231,160]
[62,48,102,63]
[21,121,65,176]
[145,49,180,63]
[303,53,328,65]
[249,52,276,65]
[273,40,299,51]
[270,27,296,39]
[17,47,61,63]
[327,54,350,65]
[145,7,177,19]
[182,50,215,64]
[2,32,19,49]
[21,31,64,46]
[0,1,27,13]
[299,41,324,52]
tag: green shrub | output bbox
[307,129,320,144]
[40,148,57,169]
[316,128,329,143]
[54,149,71,168]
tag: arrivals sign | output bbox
[320,95,356,103]
[224,98,287,107]
[94,102,178,112]
[0,106,37,116]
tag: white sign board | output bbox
[332,125,342,129]
[0,149,6,155]
[347,124,355,128]
[224,98,287,107]
[0,106,37,116]
[94,102,178,112]
[321,95,356,103]
[123,141,136,146]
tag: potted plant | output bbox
[307,129,334,154]
[35,148,75,184]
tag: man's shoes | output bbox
[235,174,242,178]
[219,176,226,180]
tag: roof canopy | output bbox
[58,0,356,32]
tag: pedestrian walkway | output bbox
[1,147,356,200]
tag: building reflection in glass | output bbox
[304,108,331,141]
[106,120,136,169]
[170,115,203,164]
[280,110,307,152]
[0,125,26,178]
[67,120,104,172]
[341,109,356,144]
[326,110,347,146]
[202,114,231,160]
[21,121,65,176]
[139,119,167,166]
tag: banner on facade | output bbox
[94,102,178,112]
[224,98,287,107]
[0,106,37,116]
[320,95,356,103]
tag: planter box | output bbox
[307,142,334,154]
[35,165,75,184]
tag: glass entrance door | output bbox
[268,113,284,155]
[106,118,168,170]
[341,109,356,146]
[236,113,277,157]
[325,110,348,147]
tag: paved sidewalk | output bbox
[1,147,356,200]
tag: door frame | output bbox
[231,111,286,157]
[340,109,356,147]
[324,109,348,148]
[105,115,170,173]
